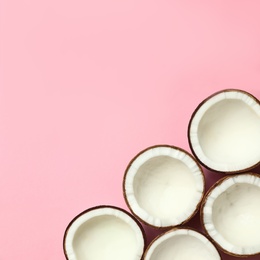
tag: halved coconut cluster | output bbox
[63,89,260,260]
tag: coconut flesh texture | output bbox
[203,173,260,256]
[144,228,221,260]
[124,146,205,227]
[64,206,145,260]
[189,90,260,172]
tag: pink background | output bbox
[1,0,260,259]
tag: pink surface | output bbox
[1,1,260,259]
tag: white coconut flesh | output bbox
[203,174,260,256]
[144,229,221,260]
[189,90,260,172]
[64,207,144,260]
[124,146,204,227]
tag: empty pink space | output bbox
[1,0,260,259]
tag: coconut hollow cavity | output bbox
[202,173,260,257]
[123,145,205,228]
[188,89,260,173]
[143,228,221,260]
[63,206,145,260]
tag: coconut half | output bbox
[201,173,260,256]
[63,205,145,260]
[123,145,205,228]
[143,228,221,260]
[188,89,260,173]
